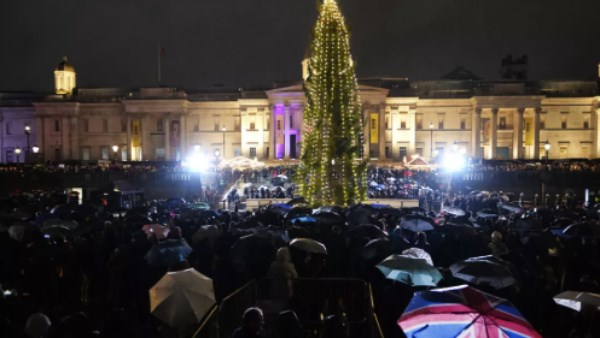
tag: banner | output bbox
[370,113,378,144]
[276,115,284,144]
[524,117,533,145]
[131,120,141,147]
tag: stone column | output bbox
[490,108,498,159]
[408,108,416,155]
[596,108,600,158]
[513,108,524,159]
[181,114,187,157]
[284,104,291,160]
[61,117,70,160]
[269,106,276,160]
[471,108,481,158]
[533,108,541,160]
[378,105,386,160]
[391,110,398,160]
[70,117,79,160]
[141,118,149,160]
[126,117,132,161]
[165,117,171,160]
[0,116,4,162]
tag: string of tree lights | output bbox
[298,0,367,206]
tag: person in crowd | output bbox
[267,247,298,302]
[232,307,267,338]
[488,231,509,257]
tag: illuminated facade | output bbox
[1,60,600,163]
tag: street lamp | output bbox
[544,141,551,163]
[429,122,434,160]
[32,145,39,163]
[14,147,21,163]
[24,124,31,162]
[221,126,226,160]
[112,145,119,162]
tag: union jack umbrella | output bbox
[398,284,541,338]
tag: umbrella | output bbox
[142,224,170,240]
[561,222,600,238]
[187,202,211,211]
[285,206,313,220]
[229,234,276,277]
[150,268,216,327]
[313,211,345,226]
[402,247,434,266]
[145,239,193,267]
[192,224,221,244]
[361,238,394,261]
[8,222,35,242]
[376,254,442,287]
[345,224,388,240]
[450,255,517,290]
[287,196,308,206]
[441,206,466,217]
[41,225,72,239]
[42,218,79,230]
[399,284,542,338]
[289,238,327,254]
[400,215,435,232]
[553,291,600,312]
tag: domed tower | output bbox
[54,56,76,95]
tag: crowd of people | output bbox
[0,163,599,337]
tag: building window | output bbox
[290,114,294,129]
[102,119,108,132]
[561,117,567,129]
[100,146,110,160]
[121,118,127,132]
[265,116,270,130]
[400,120,406,129]
[214,120,220,131]
[438,120,444,130]
[5,122,10,135]
[416,117,423,130]
[54,120,60,132]
[249,147,257,158]
[234,116,241,131]
[583,118,590,129]
[499,117,506,129]
[277,120,282,131]
[416,148,423,156]
[539,118,545,129]
[193,120,199,132]
[250,118,256,130]
[399,147,407,159]
[460,118,466,130]
[385,146,390,158]
[81,147,91,161]
[559,146,568,159]
[385,116,390,129]
[82,119,89,132]
[157,119,164,132]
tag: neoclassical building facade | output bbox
[1,59,600,163]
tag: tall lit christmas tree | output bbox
[298,0,367,206]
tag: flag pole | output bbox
[157,41,162,85]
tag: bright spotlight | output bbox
[182,153,209,173]
[442,151,465,173]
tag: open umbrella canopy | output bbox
[8,222,35,242]
[41,224,72,239]
[192,224,221,245]
[150,268,216,327]
[441,206,466,217]
[145,239,193,267]
[553,291,600,312]
[400,215,435,233]
[290,237,327,255]
[361,238,394,261]
[142,224,170,240]
[450,255,517,290]
[402,247,434,266]
[42,218,78,230]
[399,284,541,338]
[345,224,388,240]
[561,222,600,238]
[376,254,442,287]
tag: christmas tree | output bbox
[298,0,367,206]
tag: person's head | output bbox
[276,247,291,262]
[242,307,264,333]
[491,231,503,243]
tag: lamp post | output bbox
[24,124,31,162]
[14,147,21,163]
[221,126,226,160]
[429,122,434,161]
[32,145,39,163]
[544,141,551,164]
[112,145,119,162]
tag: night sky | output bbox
[2,0,600,92]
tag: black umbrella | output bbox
[400,214,436,232]
[145,239,193,267]
[285,206,313,220]
[313,211,345,226]
[450,255,518,290]
[345,224,388,240]
[361,237,394,261]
